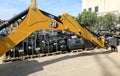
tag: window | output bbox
[88,8,92,12]
[95,6,99,12]
[83,9,86,11]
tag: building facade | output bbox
[82,0,120,14]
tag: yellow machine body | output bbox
[0,1,106,57]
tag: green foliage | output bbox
[96,13,117,30]
[76,11,119,31]
[76,13,81,25]
[95,16,104,30]
[118,14,120,24]
[76,11,97,30]
[104,13,117,29]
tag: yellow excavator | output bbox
[0,0,118,57]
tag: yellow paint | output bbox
[0,1,105,57]
[5,43,12,49]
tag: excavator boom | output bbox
[0,1,106,57]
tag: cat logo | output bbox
[49,22,58,28]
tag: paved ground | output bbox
[0,47,120,76]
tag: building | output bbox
[82,0,120,14]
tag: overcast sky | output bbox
[0,0,82,20]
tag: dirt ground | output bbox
[0,47,120,76]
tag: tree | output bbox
[104,13,117,29]
[76,11,97,31]
[95,16,105,30]
[118,14,120,24]
[96,13,117,30]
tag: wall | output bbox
[82,0,120,13]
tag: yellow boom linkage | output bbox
[0,0,105,57]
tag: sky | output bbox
[0,0,82,20]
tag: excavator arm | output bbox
[59,13,105,48]
[0,0,106,57]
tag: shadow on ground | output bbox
[0,50,114,76]
[94,51,120,76]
